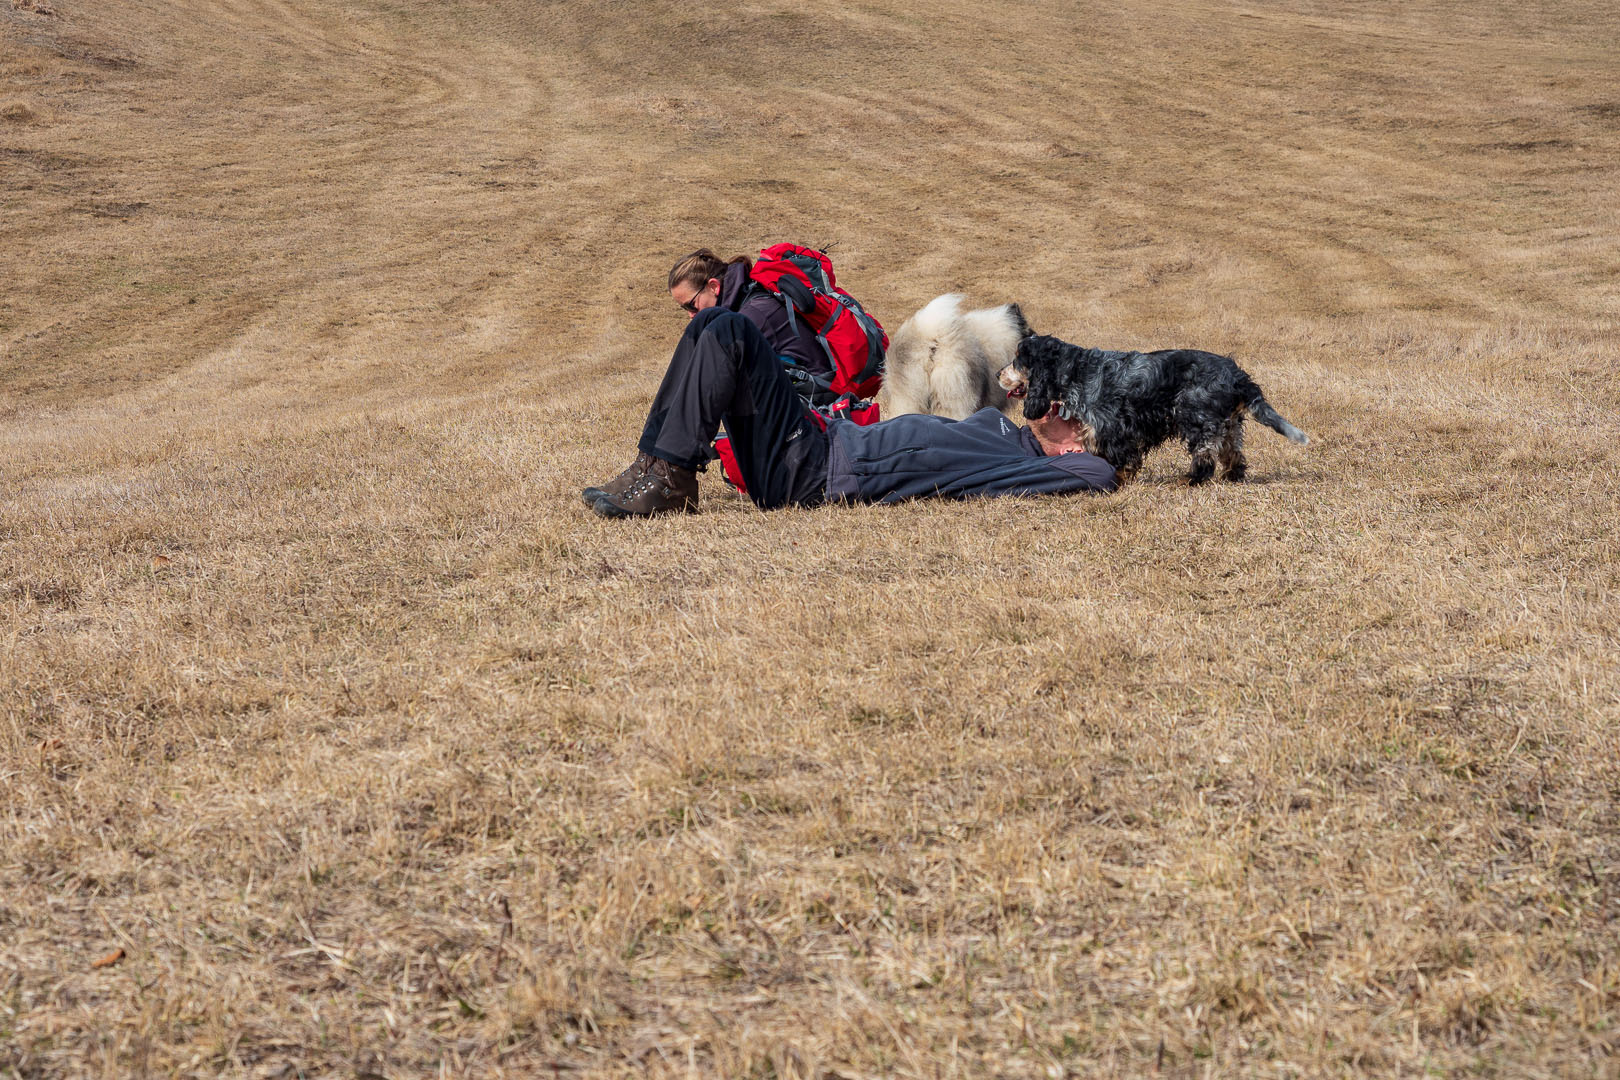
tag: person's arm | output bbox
[738,291,827,374]
[1042,447,1116,490]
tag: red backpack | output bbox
[748,243,888,401]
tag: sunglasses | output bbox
[679,279,717,314]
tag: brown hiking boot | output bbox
[592,457,698,518]
[581,451,654,507]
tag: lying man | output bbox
[583,307,1115,517]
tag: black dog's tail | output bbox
[1246,389,1309,445]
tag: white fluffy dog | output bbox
[878,294,1029,420]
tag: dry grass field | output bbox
[3,0,1619,1075]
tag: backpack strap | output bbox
[774,275,816,325]
[749,272,817,337]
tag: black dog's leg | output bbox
[1183,422,1223,485]
[1217,415,1246,482]
[1093,432,1144,485]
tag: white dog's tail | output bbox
[909,293,966,341]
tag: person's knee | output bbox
[691,306,741,334]
[679,305,733,345]
[701,310,756,351]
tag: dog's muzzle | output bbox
[997,364,1028,398]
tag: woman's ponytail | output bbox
[668,248,750,292]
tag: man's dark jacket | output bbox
[825,408,1117,503]
[719,260,829,378]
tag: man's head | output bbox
[1026,401,1093,457]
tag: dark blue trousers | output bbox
[638,308,828,510]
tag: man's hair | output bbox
[668,249,748,292]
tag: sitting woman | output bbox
[581,247,825,509]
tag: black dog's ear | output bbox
[1006,303,1034,339]
[1021,353,1052,420]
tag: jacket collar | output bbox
[718,259,753,310]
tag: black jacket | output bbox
[825,408,1117,503]
[719,260,830,378]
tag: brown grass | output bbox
[3,0,1619,1076]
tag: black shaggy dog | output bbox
[998,332,1308,484]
